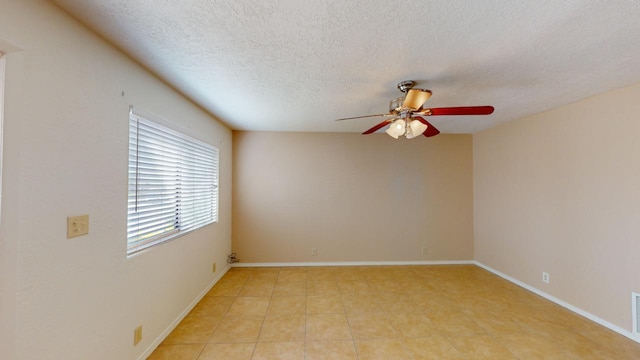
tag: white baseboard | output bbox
[475,261,640,344]
[231,260,475,268]
[137,265,231,360]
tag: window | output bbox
[127,107,218,255]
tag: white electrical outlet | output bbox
[421,247,428,255]
[311,248,318,256]
[542,272,550,284]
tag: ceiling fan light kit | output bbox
[406,119,428,139]
[385,119,406,139]
[337,80,494,140]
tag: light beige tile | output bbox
[198,343,255,360]
[305,340,358,360]
[216,277,248,287]
[361,268,394,281]
[267,296,306,315]
[499,335,572,360]
[403,336,463,360]
[333,268,364,281]
[238,279,275,297]
[258,314,305,342]
[306,314,352,340]
[207,281,245,297]
[163,315,221,344]
[307,269,337,281]
[273,281,307,296]
[429,316,487,337]
[307,280,339,296]
[226,297,270,317]
[147,344,204,360]
[341,294,381,314]
[388,312,436,338]
[472,314,523,337]
[579,327,640,358]
[251,341,304,360]
[190,296,234,317]
[337,280,372,295]
[449,335,518,360]
[277,269,307,282]
[557,332,625,359]
[377,294,423,314]
[367,279,406,294]
[148,265,640,360]
[209,316,264,343]
[347,313,397,339]
[423,303,466,321]
[307,295,344,314]
[249,268,280,281]
[224,269,252,281]
[355,339,413,360]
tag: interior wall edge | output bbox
[137,265,231,360]
[475,261,640,344]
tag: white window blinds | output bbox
[127,108,218,255]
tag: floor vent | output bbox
[633,292,640,335]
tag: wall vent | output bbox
[633,292,640,335]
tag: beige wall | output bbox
[474,82,640,333]
[0,1,232,359]
[233,131,474,263]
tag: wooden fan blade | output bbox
[423,106,494,116]
[415,116,441,137]
[336,113,392,121]
[362,119,393,134]
[402,89,432,110]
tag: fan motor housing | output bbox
[397,80,415,93]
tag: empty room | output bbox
[1,1,640,359]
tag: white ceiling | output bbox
[52,0,640,134]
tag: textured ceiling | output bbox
[52,0,640,134]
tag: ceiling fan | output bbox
[336,80,494,139]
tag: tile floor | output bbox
[148,265,640,359]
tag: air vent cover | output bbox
[633,292,640,335]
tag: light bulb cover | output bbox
[385,119,406,139]
[405,119,428,139]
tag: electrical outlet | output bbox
[542,272,550,284]
[67,215,89,238]
[133,325,143,346]
[212,262,216,273]
[421,247,428,255]
[311,248,318,256]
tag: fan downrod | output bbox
[397,80,415,93]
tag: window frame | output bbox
[127,107,219,256]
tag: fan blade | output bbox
[362,119,393,134]
[402,89,432,110]
[422,106,494,116]
[336,113,392,121]
[415,116,441,137]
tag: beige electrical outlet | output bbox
[67,215,89,238]
[133,325,143,346]
[212,262,217,273]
